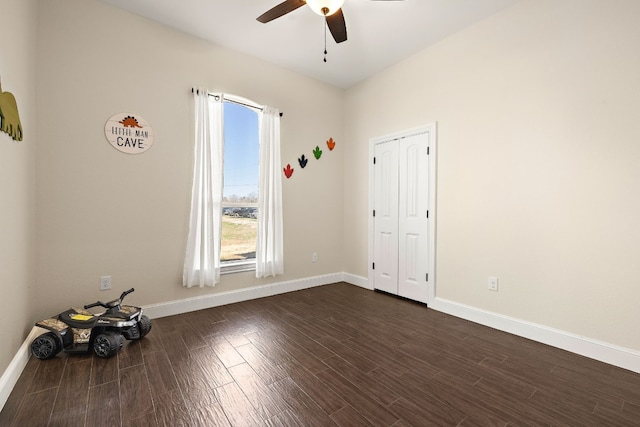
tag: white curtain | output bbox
[183,89,224,287]
[256,107,284,278]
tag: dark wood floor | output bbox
[2,282,640,426]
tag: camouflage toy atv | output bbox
[31,288,151,359]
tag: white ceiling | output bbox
[99,0,519,88]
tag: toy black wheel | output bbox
[31,332,61,360]
[93,332,123,358]
[138,315,152,338]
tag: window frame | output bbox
[220,96,261,274]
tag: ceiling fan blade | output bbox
[326,8,347,43]
[257,0,306,23]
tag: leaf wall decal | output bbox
[326,137,336,151]
[298,154,308,168]
[283,163,294,178]
[313,145,322,159]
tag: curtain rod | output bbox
[191,88,283,117]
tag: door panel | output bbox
[373,141,399,294]
[398,133,429,303]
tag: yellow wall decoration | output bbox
[0,78,23,142]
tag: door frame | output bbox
[368,123,437,305]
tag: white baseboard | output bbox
[430,297,640,374]
[341,273,371,290]
[142,273,344,319]
[0,327,42,411]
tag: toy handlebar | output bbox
[84,288,135,310]
[84,301,102,309]
[120,288,135,300]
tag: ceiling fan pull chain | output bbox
[323,17,328,62]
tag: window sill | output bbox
[221,260,256,275]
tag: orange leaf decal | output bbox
[326,137,336,151]
[283,164,294,178]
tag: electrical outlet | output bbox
[312,252,318,263]
[488,276,499,292]
[100,276,112,291]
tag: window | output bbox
[221,101,259,273]
[184,89,283,288]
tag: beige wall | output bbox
[0,0,38,374]
[344,0,640,351]
[34,0,344,317]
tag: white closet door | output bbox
[373,132,429,303]
[373,141,399,294]
[397,133,429,303]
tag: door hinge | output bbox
[372,263,375,270]
[373,157,376,165]
[426,273,429,281]
[427,146,430,155]
[426,210,429,219]
[373,210,376,217]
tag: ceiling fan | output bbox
[257,0,405,45]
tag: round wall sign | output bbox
[104,113,155,154]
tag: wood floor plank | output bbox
[337,337,409,378]
[389,397,466,427]
[282,359,347,415]
[26,355,66,393]
[48,406,87,426]
[119,365,154,420]
[139,330,165,355]
[269,377,338,427]
[430,370,557,425]
[191,345,235,388]
[330,404,376,427]
[473,374,537,403]
[235,342,290,385]
[315,335,379,373]
[180,322,208,349]
[265,409,303,427]
[275,321,338,360]
[153,389,193,427]
[86,381,121,427]
[246,328,294,366]
[52,358,91,414]
[291,316,352,343]
[593,400,640,426]
[184,399,232,427]
[274,333,330,374]
[119,339,145,369]
[171,356,220,409]
[0,357,39,425]
[372,365,507,425]
[322,355,399,407]
[144,350,179,397]
[374,368,472,425]
[214,381,263,426]
[160,332,191,366]
[124,413,159,427]
[209,319,254,348]
[552,363,640,405]
[11,390,54,426]
[90,353,119,386]
[210,333,246,368]
[314,367,399,427]
[228,362,290,420]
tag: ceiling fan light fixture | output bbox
[306,0,346,16]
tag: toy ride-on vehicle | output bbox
[31,288,151,360]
